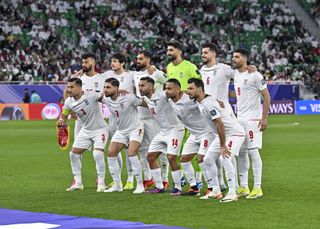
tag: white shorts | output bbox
[74,120,83,139]
[148,128,185,155]
[239,120,262,149]
[108,115,116,138]
[111,127,144,146]
[140,118,160,152]
[73,127,109,150]
[182,133,216,156]
[207,134,245,157]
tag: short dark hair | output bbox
[105,77,120,87]
[81,53,96,61]
[167,41,183,51]
[111,53,126,64]
[188,78,204,91]
[202,42,218,53]
[138,50,152,60]
[140,77,155,86]
[68,78,82,87]
[233,48,250,58]
[166,78,181,88]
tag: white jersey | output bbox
[101,70,135,93]
[143,91,184,132]
[102,94,142,132]
[63,92,108,131]
[200,63,234,102]
[168,93,212,136]
[80,73,106,94]
[197,95,244,136]
[234,70,267,120]
[133,69,167,119]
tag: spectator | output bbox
[22,88,30,103]
[30,90,42,103]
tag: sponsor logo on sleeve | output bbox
[210,109,217,117]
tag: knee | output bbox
[180,155,190,163]
[167,154,177,163]
[147,152,157,162]
[197,155,204,163]
[203,155,214,166]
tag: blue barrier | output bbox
[295,100,320,115]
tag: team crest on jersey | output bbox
[94,82,98,88]
[212,70,217,76]
[180,72,183,78]
[84,99,89,105]
[244,79,248,85]
[210,109,217,117]
[120,103,124,109]
[153,100,157,106]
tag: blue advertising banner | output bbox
[295,100,320,115]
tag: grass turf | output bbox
[0,115,320,228]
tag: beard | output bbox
[167,55,176,62]
[135,63,146,71]
[202,58,210,65]
[82,65,92,72]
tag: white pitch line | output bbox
[269,122,300,128]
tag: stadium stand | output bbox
[0,0,319,96]
[298,0,320,27]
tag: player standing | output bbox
[138,77,185,195]
[187,78,246,202]
[133,50,169,189]
[232,48,270,199]
[166,41,203,187]
[101,53,136,190]
[102,78,145,194]
[58,78,109,192]
[165,79,219,197]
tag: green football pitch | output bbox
[0,115,319,228]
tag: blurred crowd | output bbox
[0,0,319,96]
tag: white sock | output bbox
[238,150,249,188]
[151,168,164,189]
[216,157,225,187]
[140,149,152,180]
[117,152,123,170]
[203,156,220,192]
[195,171,202,183]
[128,155,143,187]
[221,156,236,194]
[232,156,239,190]
[248,148,262,188]
[159,153,169,182]
[171,170,182,190]
[181,162,196,187]
[107,156,121,185]
[69,151,82,184]
[93,150,105,185]
[125,150,134,183]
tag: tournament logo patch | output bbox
[261,79,266,85]
[210,109,217,117]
